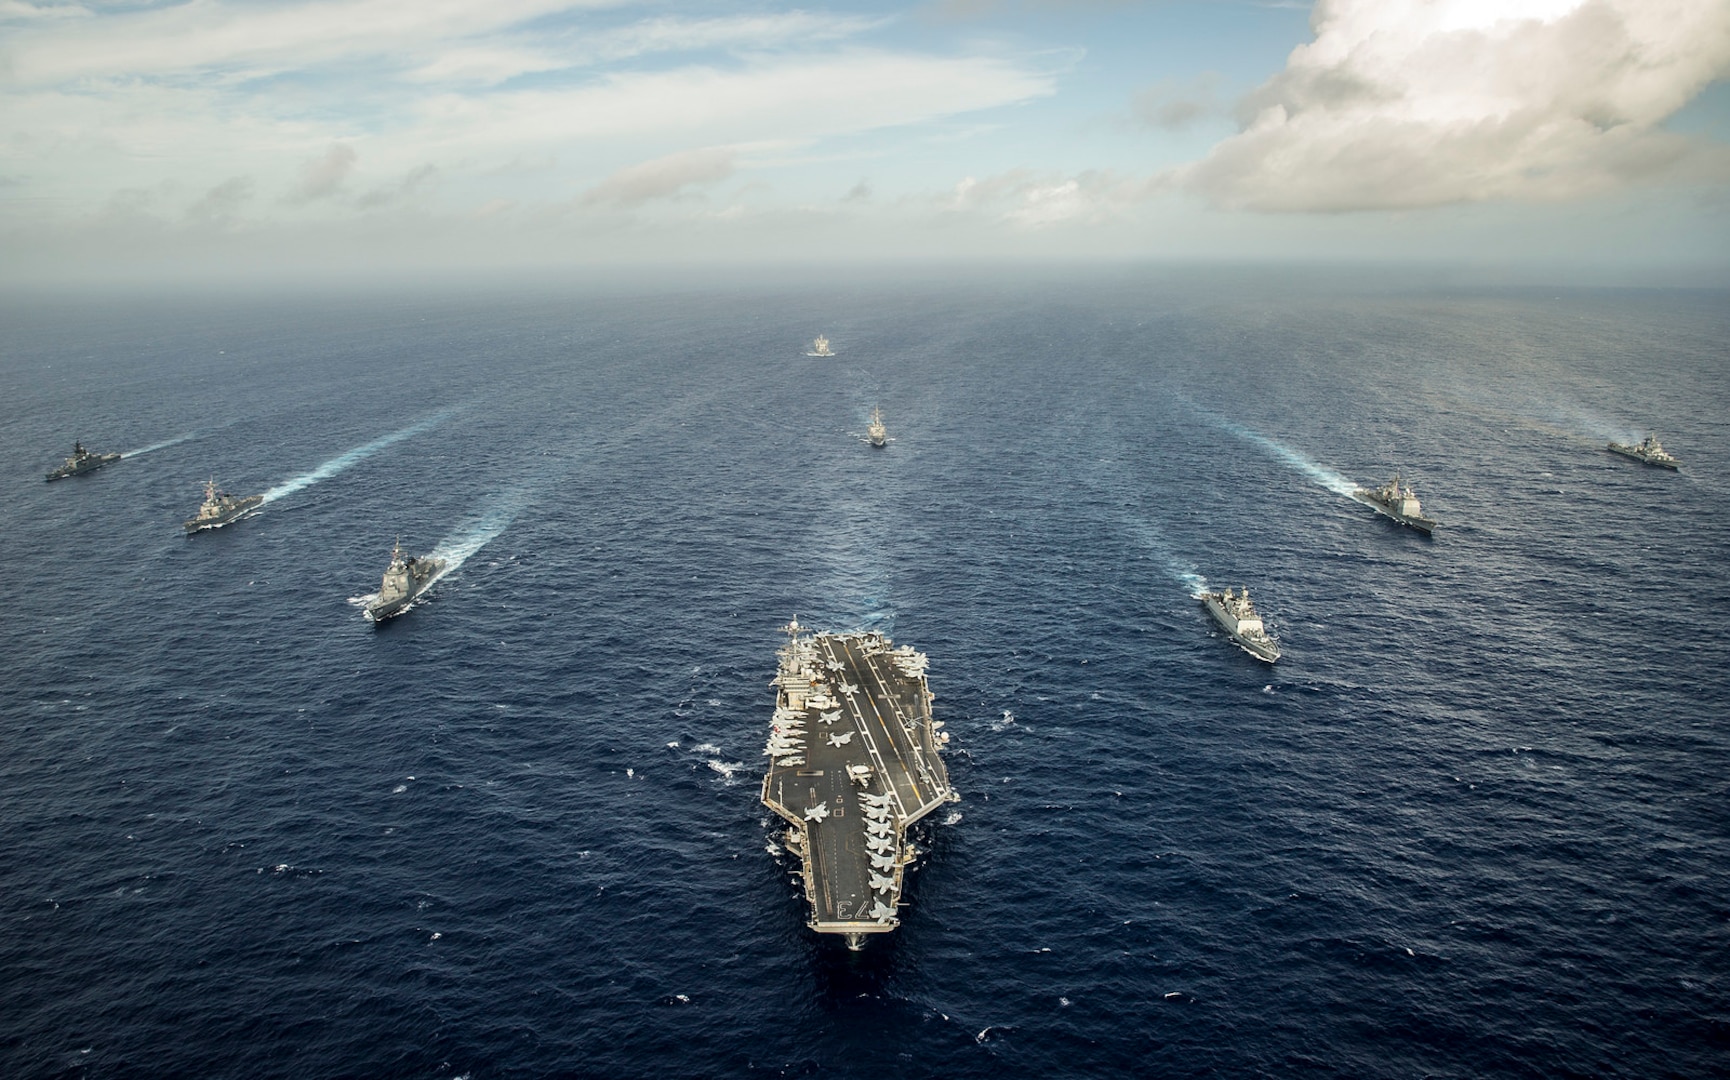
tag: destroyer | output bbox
[806,335,835,358]
[184,478,264,534]
[1351,473,1437,535]
[364,539,448,622]
[45,440,121,481]
[867,406,888,448]
[760,619,957,950]
[1607,434,1680,470]
[1198,587,1280,663]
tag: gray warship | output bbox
[1199,586,1280,663]
[867,406,888,448]
[184,478,264,534]
[1607,434,1680,470]
[45,441,121,481]
[760,619,957,950]
[364,539,448,622]
[806,334,835,358]
[1351,473,1437,535]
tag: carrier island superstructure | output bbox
[761,620,957,950]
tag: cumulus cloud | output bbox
[1185,0,1730,211]
[186,176,254,224]
[949,168,1160,226]
[583,147,736,206]
[1131,73,1222,130]
[288,144,357,203]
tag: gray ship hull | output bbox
[1350,491,1436,535]
[365,558,448,622]
[184,495,264,534]
[1200,595,1280,663]
[1607,444,1679,470]
[46,453,121,481]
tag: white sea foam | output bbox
[121,432,196,457]
[1221,421,1357,496]
[430,498,520,575]
[261,409,453,505]
[707,760,746,783]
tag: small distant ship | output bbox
[184,478,263,534]
[1351,473,1437,535]
[1198,587,1280,663]
[806,335,835,358]
[1607,434,1679,470]
[45,440,121,481]
[364,539,448,623]
[867,406,888,448]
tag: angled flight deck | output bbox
[760,619,957,950]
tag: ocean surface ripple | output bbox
[1,276,1726,1079]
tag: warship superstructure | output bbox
[760,620,957,950]
[45,441,121,481]
[807,335,835,358]
[867,407,888,448]
[1607,434,1680,470]
[364,539,448,622]
[1351,473,1437,535]
[184,478,263,534]
[1199,587,1280,663]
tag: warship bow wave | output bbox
[1199,586,1280,663]
[1351,473,1437,534]
[184,478,264,534]
[806,335,835,358]
[867,406,888,448]
[761,619,957,950]
[364,539,448,622]
[1607,434,1680,470]
[45,441,121,481]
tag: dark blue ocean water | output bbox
[2,271,1727,1079]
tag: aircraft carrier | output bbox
[760,620,957,950]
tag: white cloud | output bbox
[582,146,736,206]
[1184,0,1730,211]
[288,143,356,203]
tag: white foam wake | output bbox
[122,432,196,457]
[1217,420,1357,496]
[430,501,519,576]
[261,410,452,505]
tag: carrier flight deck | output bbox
[760,620,957,950]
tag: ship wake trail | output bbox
[1124,517,1208,598]
[261,410,453,505]
[122,432,196,457]
[431,498,521,575]
[1195,406,1356,497]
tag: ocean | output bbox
[2,270,1726,1078]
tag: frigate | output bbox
[45,441,121,481]
[184,478,264,534]
[806,335,835,358]
[1607,434,1680,470]
[1351,473,1437,534]
[364,539,448,622]
[761,620,957,950]
[867,406,888,448]
[1198,586,1280,663]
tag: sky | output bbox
[2,0,1728,283]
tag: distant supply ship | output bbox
[184,478,263,534]
[761,619,957,950]
[806,335,835,358]
[364,539,448,622]
[867,406,888,448]
[1352,473,1437,535]
[1198,587,1280,663]
[1607,434,1680,470]
[45,440,121,481]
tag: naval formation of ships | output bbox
[38,357,1692,948]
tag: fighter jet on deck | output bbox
[869,850,896,871]
[864,818,893,836]
[819,710,842,725]
[869,871,896,892]
[804,802,830,822]
[827,732,854,748]
[870,900,896,923]
[838,682,860,696]
[861,791,894,807]
[866,834,895,854]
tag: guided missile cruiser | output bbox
[761,619,957,951]
[184,478,264,534]
[45,440,121,481]
[1351,472,1437,535]
[1607,434,1680,470]
[1198,586,1280,663]
[867,407,888,449]
[364,538,448,623]
[807,335,835,358]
